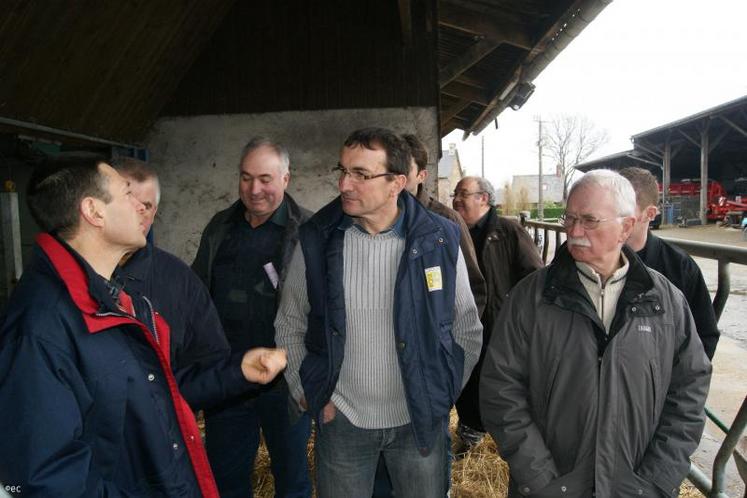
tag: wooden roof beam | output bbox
[454,74,487,89]
[441,116,469,135]
[438,2,533,50]
[718,114,747,139]
[439,37,498,87]
[440,97,472,124]
[441,81,489,106]
[635,140,663,160]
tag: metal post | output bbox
[1,192,23,302]
[700,121,710,226]
[663,136,671,223]
[537,117,544,221]
[713,260,730,322]
[711,398,747,497]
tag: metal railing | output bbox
[521,218,747,497]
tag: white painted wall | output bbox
[146,107,438,262]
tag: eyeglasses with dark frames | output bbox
[450,190,486,200]
[333,165,399,183]
[558,213,622,230]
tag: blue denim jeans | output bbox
[316,411,449,498]
[205,386,312,498]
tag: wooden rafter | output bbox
[440,97,472,124]
[438,37,498,87]
[678,129,700,148]
[438,1,533,49]
[453,74,487,89]
[441,81,489,106]
[718,114,747,139]
[635,140,663,159]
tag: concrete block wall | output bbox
[147,107,438,262]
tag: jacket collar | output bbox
[637,232,662,260]
[222,194,305,228]
[337,198,406,237]
[309,191,441,241]
[37,233,140,333]
[543,243,654,303]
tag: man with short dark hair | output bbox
[480,169,711,497]
[619,166,719,359]
[276,127,482,497]
[452,175,543,455]
[193,137,312,498]
[0,155,286,497]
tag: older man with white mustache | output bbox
[480,169,711,498]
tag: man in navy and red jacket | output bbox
[0,154,286,497]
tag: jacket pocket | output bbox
[528,464,594,498]
[616,468,665,497]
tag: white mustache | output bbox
[568,237,591,248]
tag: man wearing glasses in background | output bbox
[275,127,482,497]
[451,176,542,456]
[480,169,710,497]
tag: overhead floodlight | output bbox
[509,82,536,111]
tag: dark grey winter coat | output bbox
[480,245,711,498]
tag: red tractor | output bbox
[659,179,728,223]
[718,177,747,227]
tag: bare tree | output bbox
[502,181,516,215]
[518,186,530,213]
[543,114,609,200]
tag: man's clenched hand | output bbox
[240,347,287,384]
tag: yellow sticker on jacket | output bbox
[425,266,443,292]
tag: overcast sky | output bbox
[442,0,747,191]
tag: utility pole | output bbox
[481,134,485,178]
[535,116,545,221]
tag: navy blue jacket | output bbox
[0,235,219,497]
[121,243,255,409]
[298,192,464,453]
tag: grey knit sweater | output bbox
[275,226,482,429]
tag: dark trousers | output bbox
[205,387,312,498]
[455,356,485,432]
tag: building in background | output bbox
[437,144,465,205]
[511,169,564,205]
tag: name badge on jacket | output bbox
[263,262,279,289]
[424,266,443,292]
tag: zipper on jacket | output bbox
[142,296,160,344]
[95,304,159,345]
